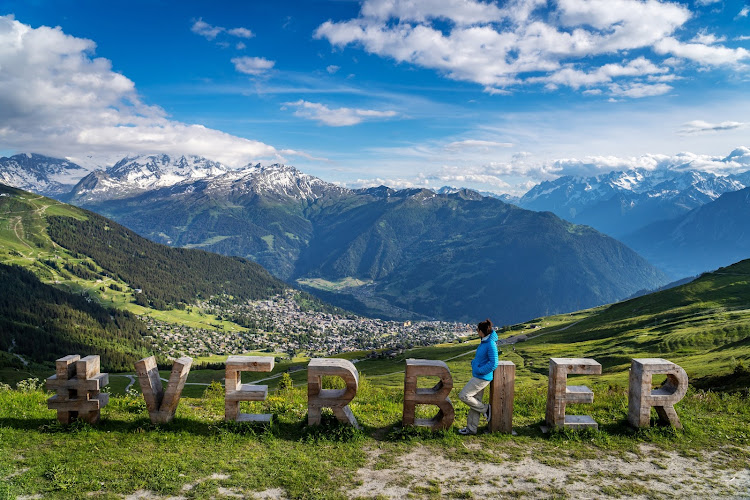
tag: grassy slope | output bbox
[0,185,248,333]
[507,259,750,388]
[0,185,285,374]
[0,376,748,499]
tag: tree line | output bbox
[46,212,287,310]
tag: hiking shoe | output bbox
[484,404,492,422]
[458,427,476,435]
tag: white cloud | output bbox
[691,31,726,45]
[231,56,275,75]
[315,0,746,97]
[608,82,672,98]
[227,27,254,39]
[360,0,506,26]
[326,65,340,74]
[349,176,431,190]
[0,15,289,167]
[680,120,747,134]
[435,148,750,190]
[738,6,750,18]
[191,19,254,41]
[191,18,223,40]
[444,140,513,150]
[695,0,721,5]
[527,57,669,90]
[284,100,398,126]
[236,42,246,50]
[654,37,750,65]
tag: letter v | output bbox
[135,356,193,424]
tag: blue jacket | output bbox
[471,330,499,381]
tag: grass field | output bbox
[1,370,748,499]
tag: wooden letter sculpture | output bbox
[46,355,109,424]
[545,358,602,430]
[225,356,274,423]
[488,361,515,433]
[402,359,454,430]
[628,358,688,429]
[307,358,360,428]
[135,356,193,424]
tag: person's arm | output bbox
[474,341,499,376]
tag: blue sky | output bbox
[1,0,749,194]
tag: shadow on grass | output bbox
[0,413,685,448]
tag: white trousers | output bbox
[459,377,490,433]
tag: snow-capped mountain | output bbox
[436,185,519,203]
[518,168,746,237]
[69,154,231,201]
[108,154,228,187]
[0,153,92,196]
[200,163,349,201]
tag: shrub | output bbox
[16,378,42,392]
[278,372,294,391]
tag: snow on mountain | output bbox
[69,157,350,204]
[203,163,349,200]
[518,167,748,237]
[520,168,746,214]
[436,185,517,202]
[108,154,229,188]
[0,153,92,196]
[69,154,232,201]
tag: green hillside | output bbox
[46,212,286,309]
[1,261,749,499]
[1,183,287,309]
[503,258,750,387]
[0,263,150,372]
[0,184,310,373]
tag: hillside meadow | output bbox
[1,332,749,499]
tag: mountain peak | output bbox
[215,163,349,201]
[0,152,90,196]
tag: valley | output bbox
[0,184,467,379]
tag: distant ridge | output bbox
[518,164,748,238]
[0,153,90,196]
[623,187,750,278]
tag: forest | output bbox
[0,263,151,371]
[46,211,288,309]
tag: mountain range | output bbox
[7,150,748,322]
[0,153,91,196]
[49,156,666,323]
[517,147,750,238]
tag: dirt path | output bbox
[11,216,33,251]
[501,319,584,345]
[7,339,29,367]
[350,444,750,499]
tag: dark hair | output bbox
[477,319,493,336]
